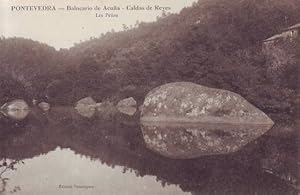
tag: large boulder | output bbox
[141,82,274,125]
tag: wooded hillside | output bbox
[0,0,299,121]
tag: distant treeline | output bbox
[0,0,299,121]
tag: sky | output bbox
[0,0,197,49]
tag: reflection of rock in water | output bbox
[0,160,22,194]
[0,99,30,120]
[75,97,97,118]
[75,107,96,118]
[141,122,273,159]
[117,106,137,116]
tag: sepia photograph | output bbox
[0,0,299,194]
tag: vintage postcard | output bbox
[0,0,299,194]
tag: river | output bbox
[0,107,298,195]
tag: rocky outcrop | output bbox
[141,82,274,125]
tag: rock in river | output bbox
[38,102,50,111]
[0,99,30,120]
[75,97,97,107]
[117,97,137,116]
[141,82,274,125]
[117,97,137,107]
[75,97,97,118]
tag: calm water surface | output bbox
[0,107,298,195]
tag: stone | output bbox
[0,99,30,120]
[76,107,95,118]
[75,97,96,108]
[141,82,274,125]
[117,107,137,116]
[116,97,137,116]
[117,97,137,108]
[75,97,97,118]
[141,122,273,159]
[38,102,50,111]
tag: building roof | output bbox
[283,23,300,31]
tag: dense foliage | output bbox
[0,0,299,121]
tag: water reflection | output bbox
[0,159,22,194]
[6,109,30,120]
[0,100,30,120]
[0,107,298,194]
[141,122,273,159]
[2,148,188,195]
[75,107,96,118]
